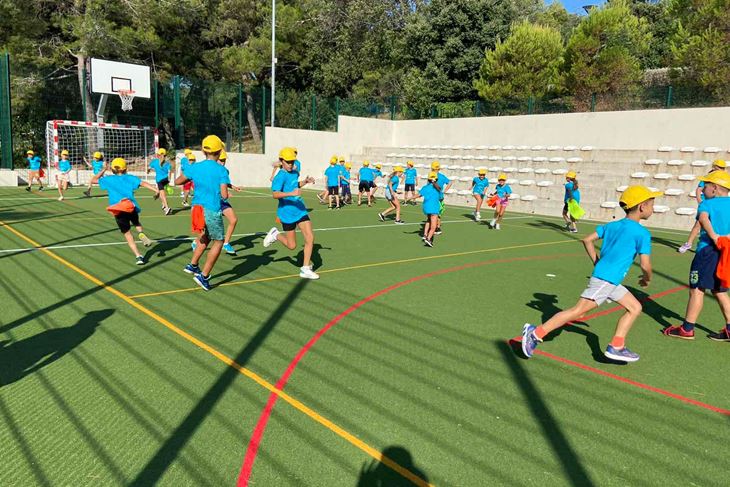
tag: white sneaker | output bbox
[489,219,496,228]
[495,223,501,230]
[475,212,481,221]
[678,242,691,254]
[299,265,320,280]
[263,227,279,247]
[58,196,64,201]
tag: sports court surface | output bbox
[1,187,727,486]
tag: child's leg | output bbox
[191,233,209,265]
[684,287,705,324]
[277,230,298,250]
[201,240,223,276]
[123,231,142,257]
[497,205,506,223]
[474,195,483,212]
[159,187,169,208]
[562,205,571,224]
[423,218,430,237]
[335,193,341,207]
[394,198,401,220]
[533,298,598,339]
[382,200,396,216]
[610,292,643,345]
[712,291,730,323]
[223,207,237,244]
[299,220,315,267]
[426,215,438,239]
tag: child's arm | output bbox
[90,173,102,185]
[140,181,159,193]
[83,157,92,168]
[174,174,189,186]
[695,186,703,204]
[582,232,600,265]
[299,176,315,188]
[638,254,652,288]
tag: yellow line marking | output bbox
[0,219,434,487]
[130,239,574,299]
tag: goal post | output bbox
[45,120,158,186]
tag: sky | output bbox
[549,0,608,14]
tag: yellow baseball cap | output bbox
[478,168,487,175]
[363,161,370,166]
[158,148,167,156]
[111,157,127,170]
[394,165,404,172]
[61,149,69,156]
[375,163,382,169]
[338,156,345,162]
[202,135,224,153]
[219,149,227,161]
[430,161,440,170]
[498,173,507,181]
[345,163,352,169]
[329,158,337,165]
[712,159,726,169]
[619,185,664,209]
[407,160,414,167]
[189,154,197,162]
[27,150,34,155]
[566,171,577,179]
[700,170,730,190]
[427,171,438,181]
[93,151,103,159]
[184,148,193,156]
[278,147,297,162]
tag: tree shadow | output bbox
[356,446,430,487]
[626,286,712,334]
[215,250,278,286]
[0,309,114,386]
[651,236,684,252]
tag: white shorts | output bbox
[580,277,628,306]
[57,172,70,183]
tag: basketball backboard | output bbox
[89,58,151,99]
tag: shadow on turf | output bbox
[273,243,331,271]
[0,309,114,387]
[129,280,310,486]
[496,341,597,486]
[526,220,583,241]
[356,446,430,487]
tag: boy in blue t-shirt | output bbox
[83,151,106,197]
[324,159,342,209]
[25,150,45,191]
[522,185,662,363]
[562,171,581,233]
[369,163,384,202]
[664,170,730,341]
[678,160,726,254]
[175,135,231,291]
[92,157,158,265]
[471,168,489,221]
[430,161,451,235]
[147,148,172,215]
[263,147,319,280]
[340,162,353,205]
[56,149,73,201]
[358,161,375,207]
[414,172,442,247]
[404,161,418,205]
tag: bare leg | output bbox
[191,233,209,266]
[612,292,643,339]
[201,240,223,276]
[684,288,705,324]
[159,189,169,210]
[426,215,438,240]
[713,291,730,323]
[299,220,315,267]
[223,207,237,244]
[539,298,598,334]
[123,231,142,257]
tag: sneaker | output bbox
[678,242,692,254]
[193,273,212,291]
[708,328,730,342]
[489,218,496,228]
[378,213,385,222]
[367,203,372,207]
[604,345,640,362]
[299,265,320,280]
[184,263,201,275]
[138,232,152,247]
[163,206,172,215]
[662,325,695,340]
[223,242,237,255]
[83,189,91,197]
[521,324,540,358]
[475,212,481,221]
[495,223,501,230]
[317,194,325,203]
[153,192,159,200]
[58,196,64,201]
[394,219,405,225]
[358,202,362,206]
[424,238,433,247]
[191,240,198,252]
[38,186,44,191]
[434,228,442,235]
[25,186,31,192]
[263,227,279,247]
[135,256,146,266]
[182,201,190,207]
[564,223,572,230]
[569,228,578,233]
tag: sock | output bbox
[725,323,730,333]
[681,321,695,332]
[610,336,626,349]
[534,326,548,340]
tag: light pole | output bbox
[270,0,276,127]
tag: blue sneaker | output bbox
[191,240,198,252]
[184,263,201,275]
[604,345,640,363]
[521,324,540,358]
[223,242,236,255]
[193,273,211,291]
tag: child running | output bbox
[521,185,662,363]
[176,135,231,291]
[181,150,196,207]
[263,147,319,280]
[562,171,581,233]
[403,161,418,204]
[340,162,353,205]
[471,168,489,221]
[358,161,375,206]
[25,150,44,191]
[148,148,172,215]
[370,163,384,201]
[414,172,441,247]
[56,150,72,201]
[488,174,511,230]
[324,157,342,209]
[92,157,156,265]
[378,165,405,224]
[678,159,726,253]
[219,150,242,255]
[430,161,451,235]
[83,152,106,197]
[663,170,730,341]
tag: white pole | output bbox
[270,0,276,127]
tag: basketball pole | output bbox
[270,0,276,128]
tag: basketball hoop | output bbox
[118,89,136,111]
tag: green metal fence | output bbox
[0,53,12,169]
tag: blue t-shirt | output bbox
[59,159,72,173]
[593,219,652,285]
[564,182,581,203]
[325,165,341,187]
[495,184,512,198]
[183,159,231,211]
[472,177,489,195]
[696,196,730,252]
[419,183,441,215]
[405,168,417,185]
[180,156,191,172]
[271,168,308,224]
[92,160,105,174]
[359,167,374,182]
[436,173,450,199]
[28,156,42,170]
[341,170,351,185]
[388,175,400,192]
[98,174,142,211]
[373,169,383,179]
[150,159,171,183]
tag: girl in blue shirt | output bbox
[147,148,172,215]
[488,174,512,230]
[414,172,441,247]
[340,162,353,205]
[378,166,405,224]
[370,163,384,202]
[403,161,418,205]
[83,151,106,197]
[56,150,73,201]
[562,171,581,233]
[471,169,489,222]
[25,150,45,192]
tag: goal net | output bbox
[45,120,158,186]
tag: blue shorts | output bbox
[221,200,232,211]
[690,246,727,291]
[204,208,225,241]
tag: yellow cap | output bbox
[427,171,438,181]
[712,159,727,169]
[330,156,338,164]
[93,151,103,159]
[219,149,227,162]
[158,148,167,156]
[619,185,664,209]
[111,157,127,170]
[202,135,224,153]
[278,147,297,162]
[407,160,414,167]
[700,170,730,190]
[566,171,577,179]
[345,163,352,169]
[478,168,487,175]
[184,148,193,156]
[27,150,34,155]
[375,163,382,169]
[338,156,345,162]
[430,161,440,170]
[498,173,507,181]
[363,160,370,166]
[189,154,197,162]
[61,149,69,156]
[394,165,404,172]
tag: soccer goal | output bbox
[45,120,158,186]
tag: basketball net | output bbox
[118,90,136,111]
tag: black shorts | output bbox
[282,214,311,232]
[405,183,415,192]
[328,186,339,196]
[690,246,727,291]
[359,182,370,192]
[340,184,351,195]
[157,178,169,190]
[114,210,141,233]
[370,182,377,189]
[221,200,232,211]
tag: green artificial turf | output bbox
[0,186,727,486]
